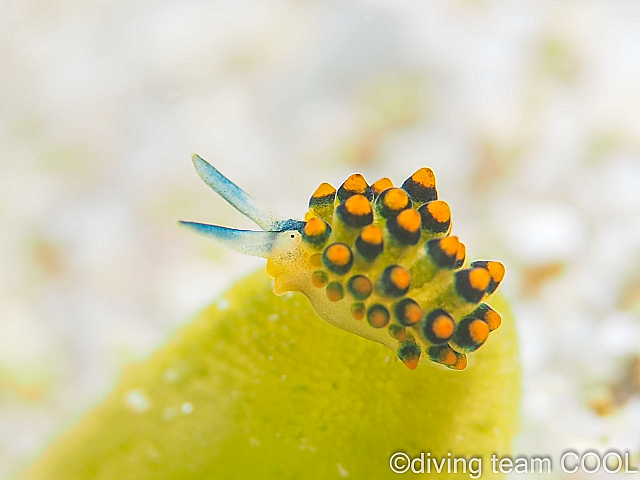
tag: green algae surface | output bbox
[21,270,520,480]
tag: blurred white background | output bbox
[3,0,640,478]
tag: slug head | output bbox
[179,154,506,370]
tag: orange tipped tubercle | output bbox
[428,344,467,370]
[347,275,373,300]
[452,316,490,352]
[472,304,502,331]
[402,167,437,204]
[336,194,374,228]
[323,243,354,275]
[418,200,451,235]
[386,209,421,245]
[471,260,505,294]
[372,177,394,196]
[394,298,423,327]
[376,188,411,218]
[397,342,421,370]
[354,225,384,261]
[367,304,390,328]
[427,236,460,269]
[326,282,345,302]
[302,217,332,248]
[422,309,455,344]
[379,265,411,297]
[454,267,490,303]
[337,174,373,203]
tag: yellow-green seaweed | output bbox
[21,269,520,480]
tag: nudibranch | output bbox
[179,154,505,370]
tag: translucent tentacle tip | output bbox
[179,154,506,370]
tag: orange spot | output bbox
[344,194,372,216]
[312,182,336,198]
[350,276,372,297]
[396,209,421,233]
[309,254,322,268]
[411,167,435,188]
[403,303,422,325]
[368,308,390,328]
[304,217,326,237]
[325,244,352,266]
[389,326,407,342]
[439,348,457,366]
[468,319,489,343]
[427,201,450,223]
[432,315,454,339]
[351,304,366,320]
[486,261,505,283]
[456,243,466,264]
[452,354,468,370]
[484,310,502,331]
[402,356,420,370]
[440,236,460,256]
[390,267,411,290]
[343,174,368,194]
[360,225,383,245]
[469,268,491,291]
[372,177,393,195]
[311,270,327,287]
[383,188,409,210]
[326,283,344,301]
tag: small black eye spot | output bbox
[290,234,295,239]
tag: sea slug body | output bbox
[179,155,505,370]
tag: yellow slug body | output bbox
[179,155,505,370]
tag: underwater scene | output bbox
[2,1,640,478]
